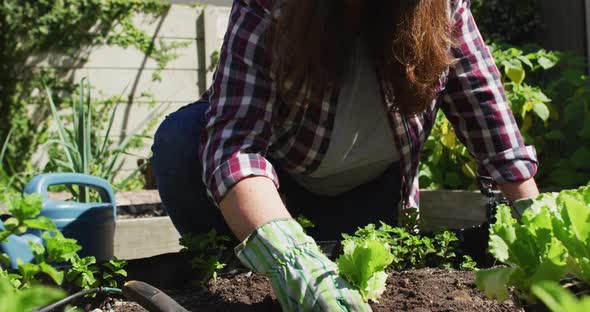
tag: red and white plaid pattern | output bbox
[200,0,538,210]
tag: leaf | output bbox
[8,194,43,221]
[40,262,65,285]
[476,267,516,301]
[337,239,393,302]
[538,56,557,69]
[43,231,81,263]
[364,271,388,303]
[23,216,57,231]
[506,66,525,84]
[531,281,590,312]
[532,103,550,121]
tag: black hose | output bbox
[37,287,122,312]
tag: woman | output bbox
[151,0,540,310]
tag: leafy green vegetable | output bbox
[477,183,590,303]
[532,281,590,312]
[337,238,393,302]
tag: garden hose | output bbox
[37,287,122,312]
[122,280,189,312]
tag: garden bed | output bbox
[102,268,521,311]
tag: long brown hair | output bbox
[270,0,454,116]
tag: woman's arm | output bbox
[498,178,540,202]
[440,0,539,192]
[219,177,290,241]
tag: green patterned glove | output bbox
[235,218,371,312]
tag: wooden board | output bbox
[114,217,181,260]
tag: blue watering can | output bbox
[0,173,117,269]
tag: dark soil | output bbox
[117,203,167,219]
[111,269,522,312]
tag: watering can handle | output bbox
[23,173,116,207]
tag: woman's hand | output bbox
[236,218,371,312]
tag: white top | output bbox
[289,40,399,196]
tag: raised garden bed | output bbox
[108,269,522,312]
[97,251,522,312]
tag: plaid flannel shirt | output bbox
[199,0,538,210]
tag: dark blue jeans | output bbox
[151,101,402,241]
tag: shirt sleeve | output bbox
[440,0,538,184]
[199,0,279,205]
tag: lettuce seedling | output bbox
[477,184,590,304]
[337,238,393,302]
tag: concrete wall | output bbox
[34,4,232,178]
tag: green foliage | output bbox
[337,238,393,303]
[0,0,180,189]
[470,0,542,45]
[0,194,55,243]
[1,193,127,300]
[0,278,65,312]
[538,65,590,188]
[294,215,315,233]
[44,79,164,195]
[101,258,128,288]
[421,46,566,190]
[179,229,231,284]
[532,281,590,312]
[341,223,475,272]
[476,184,590,304]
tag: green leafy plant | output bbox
[0,278,65,312]
[337,238,393,303]
[0,194,56,243]
[1,193,127,297]
[532,281,590,312]
[295,215,315,233]
[476,184,590,304]
[45,79,164,197]
[101,258,128,288]
[342,223,474,271]
[179,229,231,284]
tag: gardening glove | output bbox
[235,218,371,312]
